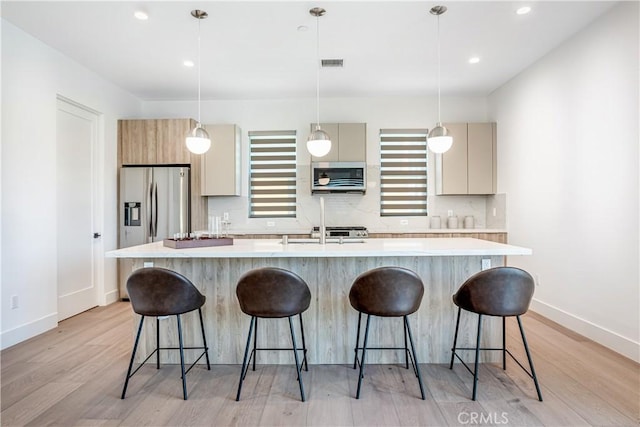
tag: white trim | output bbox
[103,289,120,306]
[0,312,58,350]
[531,298,640,363]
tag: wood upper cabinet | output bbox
[310,123,366,162]
[119,120,157,165]
[156,119,193,164]
[435,122,496,195]
[201,124,242,196]
[119,119,194,165]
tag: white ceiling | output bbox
[1,1,616,101]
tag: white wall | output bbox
[142,96,493,234]
[488,2,639,361]
[1,20,142,349]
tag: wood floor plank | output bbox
[506,315,639,424]
[1,381,83,426]
[305,365,354,426]
[1,302,639,427]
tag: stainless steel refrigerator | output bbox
[118,165,190,298]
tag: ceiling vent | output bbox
[321,59,344,68]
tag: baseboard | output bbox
[530,299,640,363]
[102,289,120,306]
[0,312,58,350]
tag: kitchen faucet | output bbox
[319,196,326,245]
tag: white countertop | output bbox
[106,237,531,259]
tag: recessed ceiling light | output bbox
[516,6,531,15]
[468,56,480,64]
[134,11,148,20]
[183,60,195,68]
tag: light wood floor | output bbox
[1,302,638,426]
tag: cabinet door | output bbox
[310,123,340,162]
[156,119,193,164]
[467,123,495,194]
[201,124,241,196]
[337,123,366,161]
[436,123,468,195]
[120,119,157,165]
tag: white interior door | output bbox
[56,98,100,320]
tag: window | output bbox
[249,130,297,218]
[379,129,428,216]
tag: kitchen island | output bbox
[107,237,531,364]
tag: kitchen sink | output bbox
[283,238,366,244]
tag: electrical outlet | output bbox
[447,209,453,217]
[400,219,409,226]
[267,221,275,227]
[10,295,18,309]
[223,212,229,221]
[535,274,541,287]
[481,259,491,270]
[492,207,497,217]
[143,261,154,268]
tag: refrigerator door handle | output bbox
[152,181,158,238]
[146,179,154,240]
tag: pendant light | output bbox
[427,5,453,154]
[307,7,332,158]
[185,9,211,155]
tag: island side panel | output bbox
[127,255,502,364]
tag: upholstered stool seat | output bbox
[449,266,543,401]
[235,267,311,402]
[349,266,426,400]
[121,267,210,400]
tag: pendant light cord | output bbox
[315,14,321,128]
[197,16,202,124]
[436,13,441,124]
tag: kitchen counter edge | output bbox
[106,237,531,259]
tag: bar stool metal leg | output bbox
[353,312,362,369]
[288,316,306,401]
[502,317,507,370]
[121,315,145,399]
[517,316,543,401]
[472,314,483,401]
[449,307,462,369]
[252,318,258,371]
[404,316,426,400]
[298,314,309,372]
[176,315,188,400]
[403,318,409,369]
[236,316,256,401]
[198,308,211,370]
[355,314,371,399]
[156,317,161,369]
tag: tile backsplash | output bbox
[206,165,506,234]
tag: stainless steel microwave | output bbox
[311,162,366,193]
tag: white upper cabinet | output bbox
[310,123,367,162]
[201,124,242,196]
[435,122,496,195]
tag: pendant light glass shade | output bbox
[186,10,210,154]
[186,123,211,154]
[307,7,331,158]
[427,122,453,153]
[428,6,452,154]
[307,126,332,157]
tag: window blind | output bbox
[379,129,428,216]
[249,130,297,218]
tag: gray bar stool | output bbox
[349,266,426,400]
[235,267,311,402]
[449,266,543,401]
[121,267,210,400]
